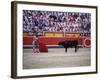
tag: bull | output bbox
[58,40,78,52]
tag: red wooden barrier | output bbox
[24,37,82,45]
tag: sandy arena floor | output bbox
[23,48,91,69]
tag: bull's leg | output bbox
[75,46,77,52]
[65,48,67,52]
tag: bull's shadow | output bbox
[58,40,79,52]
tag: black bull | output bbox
[58,40,78,52]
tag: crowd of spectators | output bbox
[23,10,91,35]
